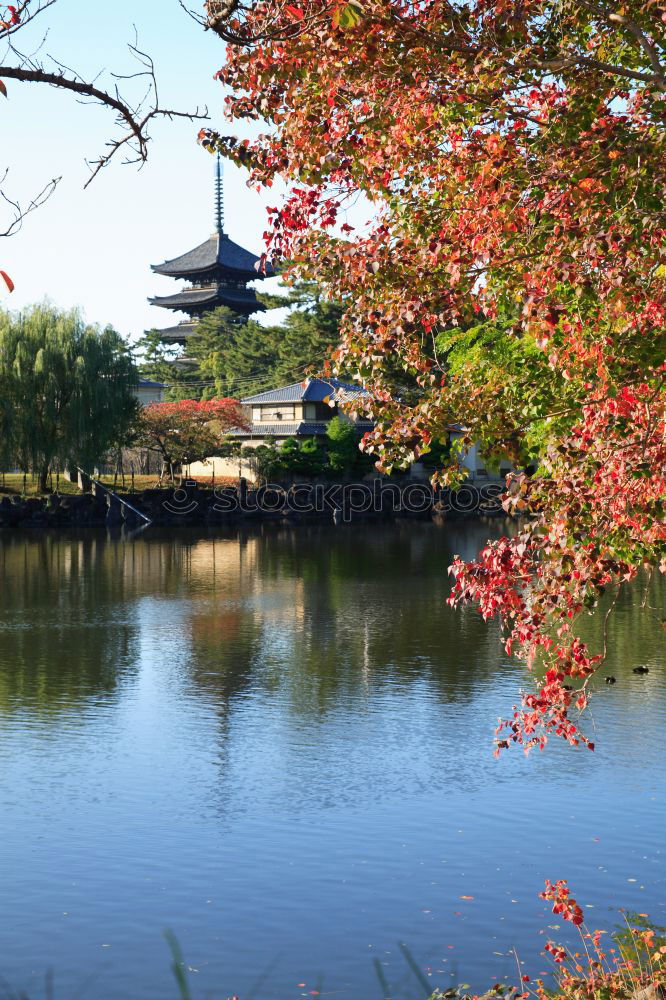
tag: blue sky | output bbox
[1,0,285,341]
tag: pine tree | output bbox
[157,284,344,401]
[211,318,280,396]
[187,306,275,397]
[135,329,203,402]
[273,284,343,383]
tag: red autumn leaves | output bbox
[540,880,585,927]
[0,4,19,29]
[200,0,665,755]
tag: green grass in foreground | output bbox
[162,915,666,1000]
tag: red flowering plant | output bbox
[200,0,666,752]
[531,881,666,1000]
[136,398,249,484]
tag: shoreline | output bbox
[0,479,507,531]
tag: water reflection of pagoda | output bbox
[149,156,270,347]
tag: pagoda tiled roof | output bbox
[149,286,265,313]
[151,321,199,341]
[152,233,272,279]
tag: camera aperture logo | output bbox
[162,487,199,516]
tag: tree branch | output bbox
[0,171,60,237]
[0,52,209,187]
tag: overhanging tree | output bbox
[0,304,139,490]
[199,0,666,752]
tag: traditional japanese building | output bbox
[149,155,271,347]
[187,376,375,481]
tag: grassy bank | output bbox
[0,473,239,498]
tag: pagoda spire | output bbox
[214,152,224,235]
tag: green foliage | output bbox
[135,329,201,402]
[0,304,138,489]
[326,416,364,476]
[187,306,262,397]
[271,282,343,384]
[244,422,364,481]
[244,438,284,480]
[212,315,282,397]
[168,284,343,401]
[419,436,451,469]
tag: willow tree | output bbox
[0,304,138,490]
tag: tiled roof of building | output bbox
[242,377,369,405]
[152,233,273,279]
[233,419,375,438]
[137,379,166,388]
[234,422,303,437]
[149,286,264,313]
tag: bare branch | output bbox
[177,0,206,27]
[539,50,666,92]
[0,45,208,189]
[0,173,59,237]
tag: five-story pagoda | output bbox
[149,156,270,347]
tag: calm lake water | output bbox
[0,522,663,1000]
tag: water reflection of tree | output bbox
[1,525,661,736]
[0,534,142,719]
[183,522,510,721]
[574,570,664,680]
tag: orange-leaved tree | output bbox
[136,399,249,483]
[199,0,665,752]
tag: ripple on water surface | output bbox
[0,524,663,999]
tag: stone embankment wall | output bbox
[0,479,505,530]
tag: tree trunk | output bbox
[38,466,49,494]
